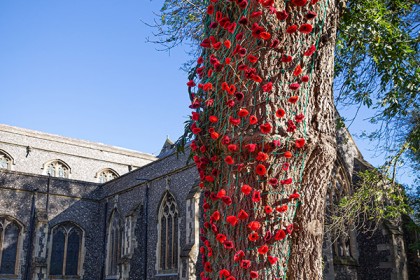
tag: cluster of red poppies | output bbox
[186,0,321,279]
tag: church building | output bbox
[0,123,418,280]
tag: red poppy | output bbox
[209,115,218,123]
[238,209,249,220]
[248,231,259,242]
[251,74,263,83]
[225,156,234,165]
[248,221,261,231]
[306,11,317,19]
[235,91,244,101]
[289,83,300,90]
[212,41,222,50]
[200,39,211,48]
[286,25,298,34]
[225,57,231,64]
[229,117,240,126]
[209,21,218,29]
[268,178,278,186]
[299,23,313,34]
[286,224,294,234]
[304,45,316,56]
[270,38,280,48]
[281,178,293,185]
[258,244,269,254]
[222,135,230,145]
[287,119,297,132]
[284,151,293,158]
[293,65,303,76]
[219,269,230,277]
[276,205,288,213]
[192,127,202,135]
[288,96,299,103]
[256,152,269,162]
[250,271,259,278]
[238,108,249,117]
[262,82,273,92]
[289,192,300,199]
[268,255,278,265]
[295,138,305,148]
[228,144,238,152]
[295,113,305,123]
[187,80,196,87]
[250,11,263,18]
[252,190,261,202]
[291,0,307,6]
[245,143,257,152]
[275,108,286,118]
[197,56,204,64]
[234,250,245,261]
[236,32,244,40]
[210,131,220,139]
[311,0,319,4]
[251,23,265,38]
[240,259,252,269]
[247,54,258,63]
[241,184,253,195]
[211,210,221,221]
[224,240,234,250]
[224,40,231,49]
[273,139,281,147]
[265,205,273,214]
[301,75,310,82]
[191,112,199,121]
[281,55,293,63]
[260,123,272,134]
[216,233,227,244]
[276,10,288,20]
[238,16,248,25]
[260,32,271,40]
[249,115,258,125]
[205,175,214,182]
[256,164,267,176]
[222,196,232,205]
[226,216,238,226]
[282,162,290,171]
[204,261,212,272]
[227,99,235,108]
[274,229,286,240]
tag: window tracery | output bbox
[157,192,179,274]
[0,216,22,275]
[49,223,83,277]
[45,160,70,178]
[106,210,121,278]
[97,169,119,183]
[0,151,12,170]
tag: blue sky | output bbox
[0,1,414,185]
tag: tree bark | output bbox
[189,0,339,279]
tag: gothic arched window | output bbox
[157,192,179,274]
[97,169,119,183]
[45,160,70,178]
[0,216,22,275]
[0,151,13,170]
[106,210,121,278]
[49,223,83,277]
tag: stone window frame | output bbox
[0,150,14,170]
[95,168,119,184]
[105,209,122,279]
[0,215,24,277]
[47,222,85,279]
[155,191,180,276]
[327,161,358,260]
[42,160,71,179]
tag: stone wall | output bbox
[0,124,156,182]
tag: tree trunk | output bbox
[188,0,339,279]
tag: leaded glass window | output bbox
[45,160,70,178]
[157,193,179,274]
[49,223,83,277]
[106,211,121,277]
[0,216,21,275]
[97,169,119,183]
[0,151,12,170]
